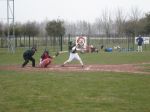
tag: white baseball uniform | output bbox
[63,46,84,66]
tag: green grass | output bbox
[0,71,150,112]
[139,64,150,72]
[0,48,150,112]
[0,48,150,65]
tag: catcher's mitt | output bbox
[55,52,59,57]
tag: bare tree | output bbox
[76,20,90,35]
[129,7,142,36]
[94,18,103,36]
[64,22,77,36]
[115,8,126,37]
[101,9,113,38]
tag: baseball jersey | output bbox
[136,37,143,46]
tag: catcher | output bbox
[39,50,59,68]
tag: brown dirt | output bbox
[0,63,149,74]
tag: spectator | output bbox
[136,35,144,52]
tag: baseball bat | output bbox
[58,50,68,54]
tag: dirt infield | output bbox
[0,63,149,74]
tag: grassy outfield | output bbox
[0,48,150,112]
[0,71,150,112]
[0,47,150,65]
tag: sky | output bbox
[0,0,150,23]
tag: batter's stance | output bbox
[61,42,84,68]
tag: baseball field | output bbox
[0,48,150,112]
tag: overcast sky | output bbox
[1,0,150,23]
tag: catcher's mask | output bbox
[44,50,49,55]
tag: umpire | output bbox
[22,47,37,67]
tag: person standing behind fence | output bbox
[136,35,144,52]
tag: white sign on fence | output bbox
[76,36,87,50]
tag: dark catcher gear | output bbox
[22,48,36,67]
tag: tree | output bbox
[145,12,150,35]
[45,20,65,50]
[25,22,39,48]
[0,23,3,36]
[14,22,23,47]
[46,20,65,37]
[115,8,126,37]
[124,20,135,36]
[0,22,4,47]
[101,10,113,38]
[129,7,142,36]
[136,17,147,35]
[64,22,77,36]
